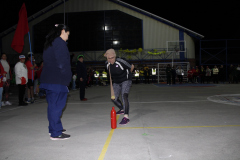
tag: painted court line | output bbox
[98,123,240,159]
[98,115,120,160]
[68,100,208,105]
[117,125,240,129]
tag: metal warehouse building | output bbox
[1,0,204,65]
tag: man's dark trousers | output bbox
[79,80,86,100]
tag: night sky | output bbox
[1,0,240,39]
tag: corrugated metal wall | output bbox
[184,33,195,59]
[2,0,195,59]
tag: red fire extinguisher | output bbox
[111,107,116,129]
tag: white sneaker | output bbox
[5,101,12,105]
[2,102,5,106]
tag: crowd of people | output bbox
[72,63,240,88]
[0,52,44,109]
[70,63,157,90]
[165,64,240,85]
[186,65,240,84]
[1,54,240,110]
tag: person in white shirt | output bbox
[14,55,28,106]
[1,53,12,106]
[176,66,184,84]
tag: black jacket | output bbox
[76,61,87,81]
[105,58,132,84]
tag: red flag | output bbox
[11,3,29,53]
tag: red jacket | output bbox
[187,70,193,78]
[0,63,6,87]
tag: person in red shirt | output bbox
[193,66,200,83]
[33,59,39,96]
[25,53,37,103]
[191,66,196,83]
[35,61,43,97]
[187,67,193,83]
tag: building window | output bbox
[33,10,143,52]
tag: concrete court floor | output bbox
[0,83,240,160]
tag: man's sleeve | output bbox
[15,64,22,78]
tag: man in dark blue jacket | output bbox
[76,55,87,101]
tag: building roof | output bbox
[111,0,204,39]
[1,0,204,39]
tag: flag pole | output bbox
[64,0,65,24]
[28,32,33,81]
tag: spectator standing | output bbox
[35,61,44,97]
[72,73,77,90]
[101,69,108,86]
[171,66,176,84]
[199,66,206,84]
[25,54,37,103]
[192,66,197,83]
[76,55,87,101]
[176,66,184,84]
[212,65,219,83]
[94,68,100,86]
[89,67,94,86]
[195,66,200,83]
[40,24,72,140]
[0,62,5,109]
[1,53,12,106]
[144,66,150,84]
[33,59,39,96]
[87,67,93,87]
[166,64,171,85]
[151,66,157,83]
[187,67,193,83]
[139,68,144,83]
[14,55,28,106]
[205,66,211,83]
[134,68,139,84]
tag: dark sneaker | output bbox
[116,110,124,115]
[49,129,66,135]
[81,98,87,101]
[119,117,130,125]
[50,133,70,140]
